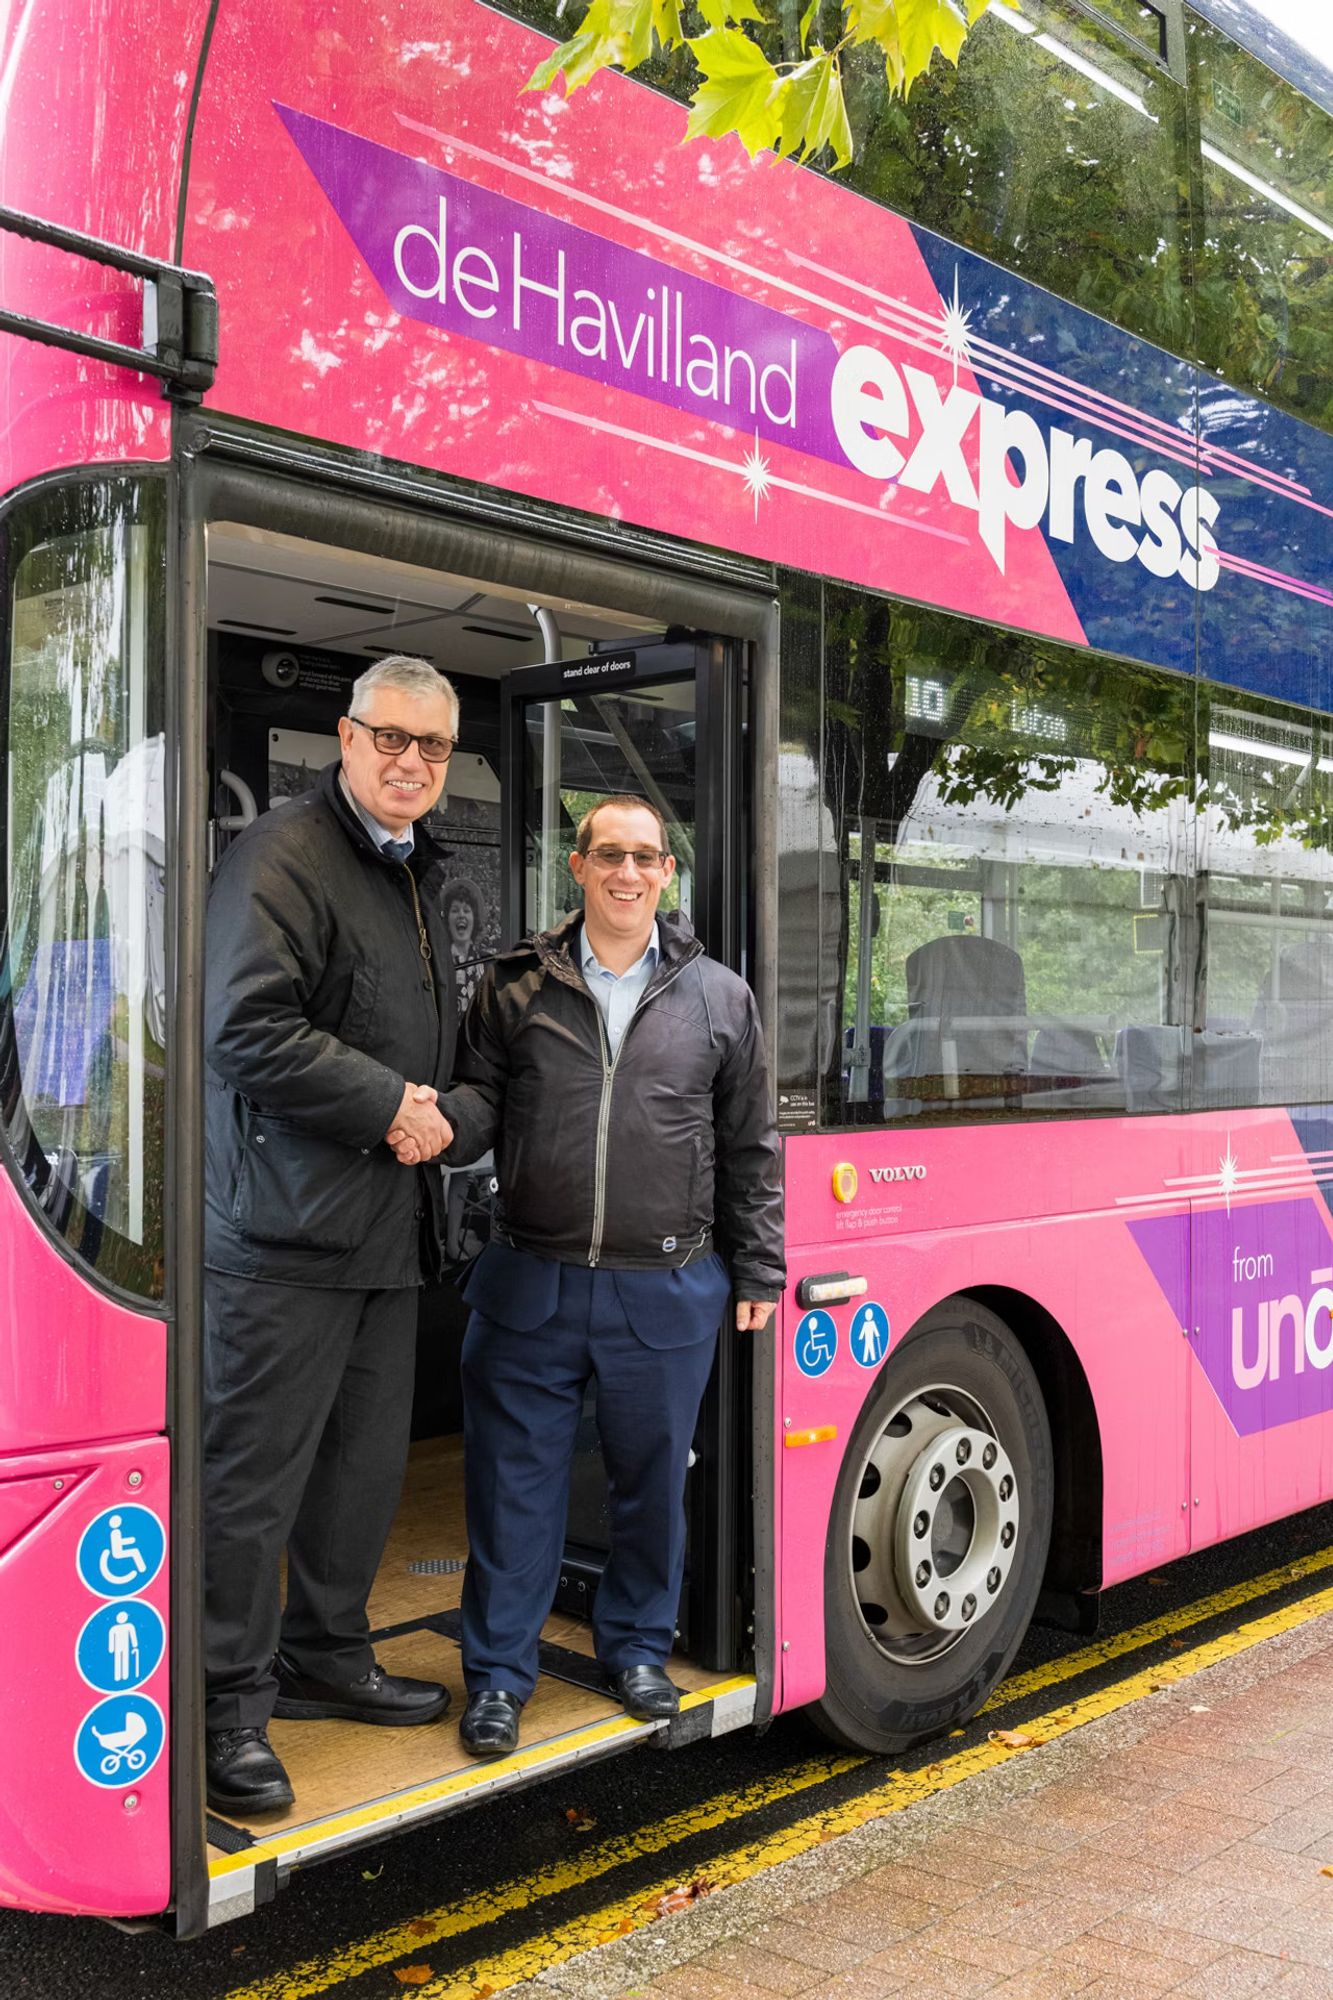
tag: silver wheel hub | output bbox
[849,1391,1020,1661]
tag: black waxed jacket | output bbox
[445,910,786,1301]
[204,761,459,1289]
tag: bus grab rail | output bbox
[0,204,217,401]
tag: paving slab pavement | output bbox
[516,1605,1333,1999]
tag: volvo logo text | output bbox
[869,1165,927,1183]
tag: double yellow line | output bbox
[225,1541,1333,2000]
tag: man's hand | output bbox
[735,1300,776,1333]
[386,1083,454,1165]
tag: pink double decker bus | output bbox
[0,0,1329,1936]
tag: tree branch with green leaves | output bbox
[524,0,994,168]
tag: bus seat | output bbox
[1116,1024,1186,1111]
[1030,1024,1110,1081]
[1193,1030,1262,1105]
[904,935,1028,1085]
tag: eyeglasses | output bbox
[584,845,669,871]
[348,716,457,764]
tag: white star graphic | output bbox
[939,266,974,386]
[741,434,773,520]
[1218,1136,1239,1216]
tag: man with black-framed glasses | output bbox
[443,795,785,1757]
[201,655,468,1816]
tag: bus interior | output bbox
[202,518,748,1850]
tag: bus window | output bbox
[1190,14,1333,431]
[1,479,167,1300]
[1201,697,1333,1108]
[804,586,1194,1127]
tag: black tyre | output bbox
[809,1296,1053,1754]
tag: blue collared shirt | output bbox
[579,925,659,1061]
[339,770,414,857]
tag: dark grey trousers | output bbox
[202,1270,418,1730]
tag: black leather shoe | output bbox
[272,1655,451,1726]
[459,1689,523,1757]
[206,1728,294,1815]
[608,1664,680,1721]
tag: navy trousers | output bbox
[459,1243,729,1700]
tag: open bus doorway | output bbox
[197,509,761,1881]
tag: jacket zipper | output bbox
[403,866,438,1019]
[585,956,691,1268]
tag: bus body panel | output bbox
[0,1174,166,1455]
[0,0,206,487]
[777,1111,1333,1711]
[175,0,1330,695]
[0,1435,170,1917]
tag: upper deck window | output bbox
[0,478,167,1303]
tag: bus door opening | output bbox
[500,632,749,1667]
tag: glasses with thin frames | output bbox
[348,716,457,764]
[584,845,669,871]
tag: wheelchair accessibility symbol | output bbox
[74,1694,165,1789]
[794,1309,837,1379]
[76,1598,166,1694]
[76,1505,165,1598]
[850,1301,891,1369]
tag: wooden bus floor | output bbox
[207,1434,725,1847]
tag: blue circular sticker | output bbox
[76,1505,165,1599]
[849,1300,891,1369]
[75,1599,165,1694]
[73,1694,165,1789]
[794,1309,838,1379]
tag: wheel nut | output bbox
[956,1438,971,1464]
[929,1463,945,1491]
[915,1560,931,1587]
[987,1566,1002,1593]
[913,1511,929,1538]
[999,1474,1014,1500]
[933,1592,950,1620]
[961,1594,976,1620]
[982,1442,997,1469]
[1000,1522,1015,1548]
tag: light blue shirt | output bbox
[340,770,414,856]
[580,925,659,1060]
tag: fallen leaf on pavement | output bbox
[988,1729,1041,1749]
[1147,1574,1170,1586]
[651,1879,715,1917]
[564,1807,597,1831]
[1321,1866,1333,1879]
[361,1865,384,1881]
[394,1968,433,1987]
[1189,1705,1211,1714]
[1167,1637,1187,1650]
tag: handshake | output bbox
[385,1083,454,1165]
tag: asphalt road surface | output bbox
[8,1502,1333,2000]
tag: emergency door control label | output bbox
[76,1505,165,1597]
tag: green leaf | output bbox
[805,49,853,163]
[895,0,968,78]
[652,0,687,43]
[797,0,820,46]
[773,51,827,153]
[843,0,905,92]
[684,27,782,155]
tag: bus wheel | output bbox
[810,1297,1053,1755]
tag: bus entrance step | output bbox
[424,1609,621,1703]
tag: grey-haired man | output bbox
[202,656,463,1815]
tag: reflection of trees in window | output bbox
[2,481,166,1300]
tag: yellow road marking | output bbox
[982,1537,1333,1712]
[403,1581,1333,1998]
[221,1546,1333,2000]
[222,1752,862,2000]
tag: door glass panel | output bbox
[520,677,696,936]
